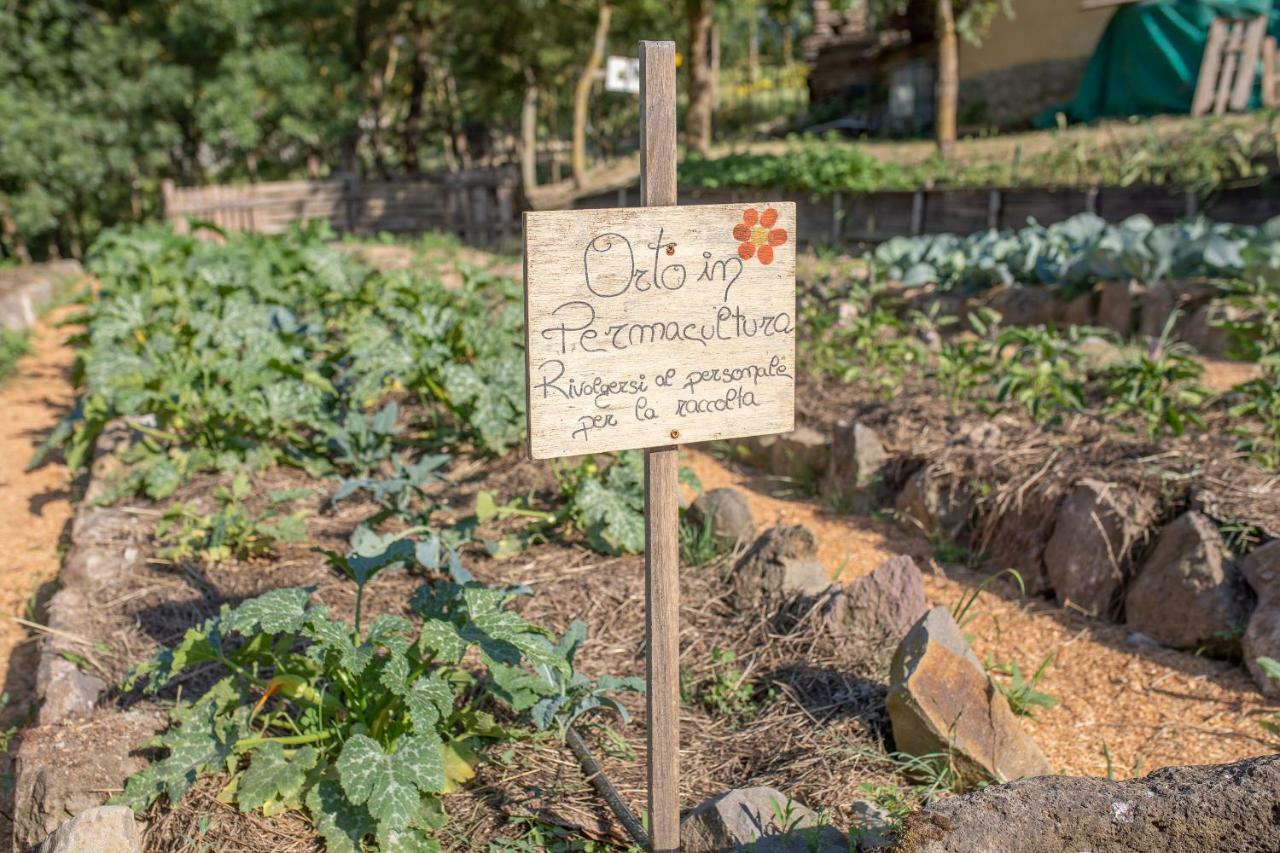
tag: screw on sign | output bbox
[522,41,796,853]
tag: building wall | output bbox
[955,0,1115,125]
[958,0,1114,79]
[958,57,1091,125]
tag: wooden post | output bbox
[525,41,793,852]
[638,39,680,853]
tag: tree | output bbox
[0,0,184,259]
[0,0,682,258]
[572,3,612,187]
[686,0,715,155]
[864,0,1011,149]
[935,0,959,147]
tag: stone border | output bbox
[728,420,1278,694]
[0,261,82,332]
[13,422,155,850]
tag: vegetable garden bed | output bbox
[13,226,920,851]
[14,222,1280,852]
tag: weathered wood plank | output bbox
[522,201,796,459]
[1194,19,1230,116]
[1230,16,1269,111]
[1214,21,1246,115]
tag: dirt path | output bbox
[682,447,1280,779]
[0,310,76,728]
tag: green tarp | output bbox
[1040,0,1278,125]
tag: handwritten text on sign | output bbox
[523,202,796,459]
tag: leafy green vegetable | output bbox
[154,472,309,562]
[555,452,700,556]
[870,213,1280,295]
[117,534,635,850]
[33,224,527,495]
[1104,314,1210,438]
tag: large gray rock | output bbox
[1043,480,1154,619]
[985,284,1056,327]
[1125,511,1252,654]
[1075,335,1127,370]
[894,468,972,541]
[680,787,847,852]
[822,555,928,648]
[1241,539,1280,603]
[897,754,1280,853]
[732,525,832,607]
[822,420,889,511]
[1180,300,1234,356]
[38,805,141,853]
[985,501,1053,597]
[686,488,755,551]
[35,658,105,726]
[886,607,1052,786]
[1244,607,1280,697]
[770,426,831,489]
[1241,540,1280,695]
[13,710,164,850]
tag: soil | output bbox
[91,458,898,851]
[58,439,1278,851]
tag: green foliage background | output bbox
[0,0,690,261]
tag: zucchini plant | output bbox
[118,531,639,851]
[32,224,528,498]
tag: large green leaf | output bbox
[115,690,246,811]
[237,742,318,813]
[336,733,445,832]
[406,673,455,731]
[224,587,314,635]
[305,777,376,853]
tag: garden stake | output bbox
[522,39,795,853]
[638,39,681,853]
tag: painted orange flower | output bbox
[732,207,787,265]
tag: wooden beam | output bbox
[1263,36,1278,107]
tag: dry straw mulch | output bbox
[70,457,906,852]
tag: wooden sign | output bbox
[523,201,796,460]
[522,40,797,853]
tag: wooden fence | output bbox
[574,181,1280,244]
[162,168,520,245]
[164,168,1280,250]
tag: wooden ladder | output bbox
[1192,16,1268,116]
